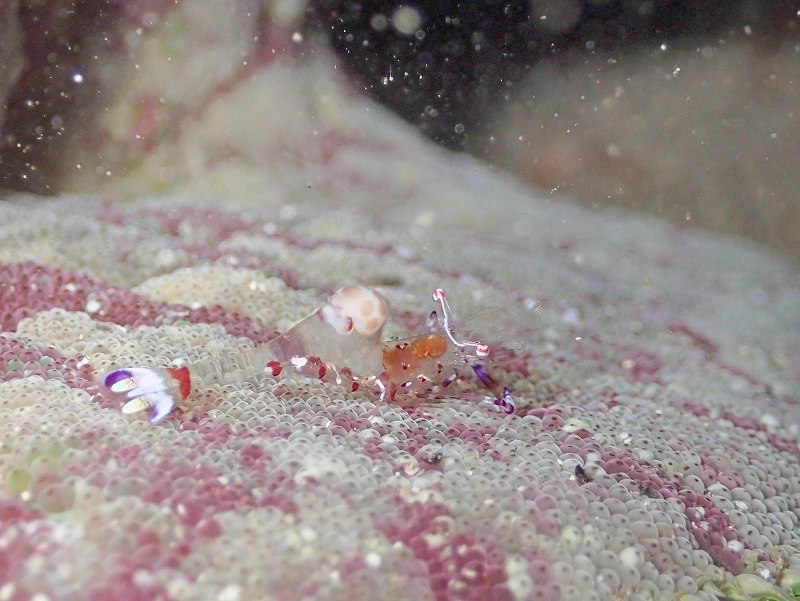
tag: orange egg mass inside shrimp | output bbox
[382,333,449,383]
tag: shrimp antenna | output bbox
[431,289,489,358]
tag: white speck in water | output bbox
[370,14,388,31]
[392,6,422,36]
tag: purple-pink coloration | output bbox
[377,499,511,601]
[0,261,279,342]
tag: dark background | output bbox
[3,0,797,192]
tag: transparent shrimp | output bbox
[379,289,518,412]
[100,286,520,423]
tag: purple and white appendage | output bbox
[101,367,181,424]
[470,363,516,414]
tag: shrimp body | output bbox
[382,333,449,385]
[100,286,516,423]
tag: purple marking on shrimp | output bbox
[102,369,133,387]
[487,388,516,414]
[440,373,458,388]
[148,391,177,423]
[471,364,495,388]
